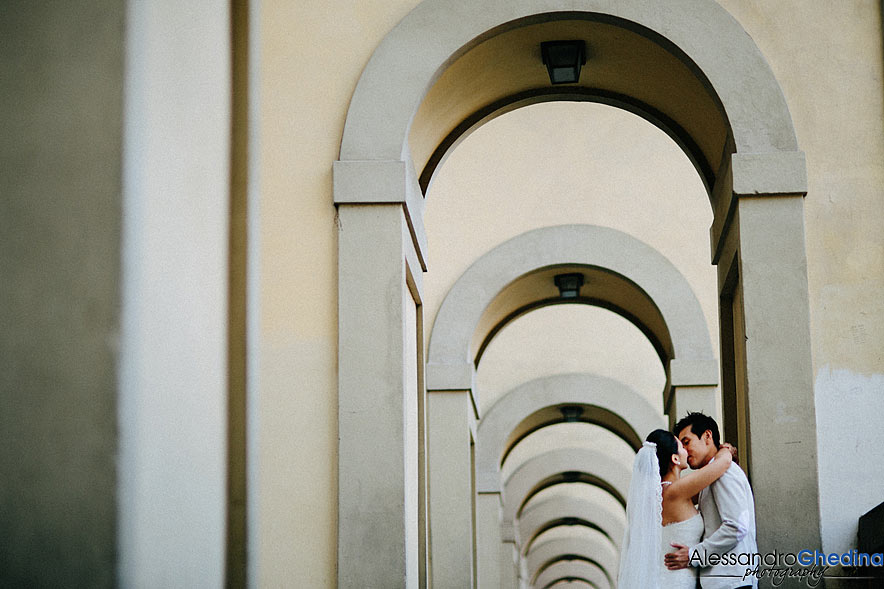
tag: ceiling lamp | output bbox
[560,406,585,424]
[554,273,585,299]
[541,40,587,84]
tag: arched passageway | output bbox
[428,226,714,584]
[475,372,665,491]
[426,224,718,408]
[335,1,821,586]
[503,447,631,519]
[519,494,625,553]
[474,372,662,584]
[535,560,610,589]
[525,535,617,588]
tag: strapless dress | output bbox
[660,512,703,589]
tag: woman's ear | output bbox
[671,453,680,467]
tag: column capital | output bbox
[334,160,407,204]
[425,361,475,393]
[500,521,515,543]
[711,150,807,264]
[334,159,428,270]
[731,151,807,196]
[669,357,719,388]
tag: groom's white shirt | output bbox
[689,460,758,588]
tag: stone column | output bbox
[119,1,231,585]
[737,194,822,564]
[428,390,476,588]
[713,152,822,582]
[335,160,427,588]
[501,539,519,589]
[499,520,522,588]
[476,492,503,588]
[425,357,479,587]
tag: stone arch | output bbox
[502,449,628,587]
[336,1,821,585]
[339,0,799,176]
[543,581,595,589]
[518,495,624,553]
[435,225,714,587]
[535,560,610,589]
[427,224,718,410]
[526,535,617,587]
[476,373,665,492]
[502,447,631,526]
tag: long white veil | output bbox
[617,441,663,589]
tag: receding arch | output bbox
[499,408,634,473]
[340,0,799,185]
[336,2,821,586]
[544,580,595,589]
[535,560,610,589]
[522,473,624,515]
[524,520,614,555]
[476,373,665,491]
[418,86,718,194]
[527,535,617,587]
[519,494,625,553]
[502,447,631,524]
[533,556,609,589]
[427,225,718,409]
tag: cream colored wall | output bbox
[477,306,666,411]
[260,0,883,584]
[717,0,884,554]
[255,1,418,585]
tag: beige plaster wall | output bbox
[255,1,417,584]
[477,306,666,412]
[718,0,884,554]
[260,0,884,584]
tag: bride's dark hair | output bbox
[646,429,679,478]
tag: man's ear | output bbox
[702,430,713,444]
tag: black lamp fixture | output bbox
[541,40,587,84]
[560,405,584,423]
[561,471,581,483]
[554,272,585,299]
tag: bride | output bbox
[617,429,734,589]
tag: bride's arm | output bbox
[667,445,733,500]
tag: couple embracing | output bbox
[617,412,758,589]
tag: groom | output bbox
[664,412,758,589]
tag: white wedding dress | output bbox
[660,512,703,589]
[618,442,704,589]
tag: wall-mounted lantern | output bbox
[541,40,587,84]
[554,272,585,299]
[560,405,585,423]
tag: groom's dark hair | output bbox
[674,412,720,448]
